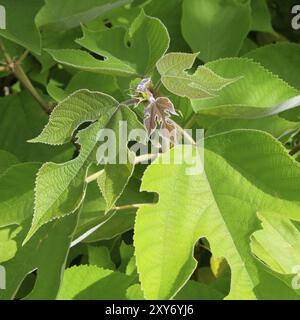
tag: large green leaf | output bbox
[47,10,169,77]
[134,130,300,300]
[251,211,300,274]
[126,280,226,300]
[192,58,300,118]
[0,163,79,300]
[0,163,40,228]
[47,72,123,103]
[250,0,273,33]
[0,0,43,54]
[0,150,19,176]
[181,0,251,62]
[25,90,144,242]
[206,115,300,141]
[30,90,119,145]
[253,259,300,300]
[36,0,132,32]
[245,43,300,89]
[57,265,135,300]
[0,214,79,300]
[144,0,189,52]
[0,92,73,162]
[156,52,236,99]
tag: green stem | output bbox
[85,170,104,184]
[113,203,154,211]
[0,41,51,114]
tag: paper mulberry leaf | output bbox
[250,0,274,33]
[57,265,135,300]
[181,0,251,62]
[206,115,300,141]
[192,58,300,118]
[0,163,78,300]
[144,97,178,137]
[0,92,73,162]
[134,130,300,300]
[245,43,300,89]
[0,150,19,176]
[97,106,146,213]
[0,163,40,228]
[30,90,119,145]
[25,90,144,242]
[46,48,137,77]
[47,10,169,77]
[156,52,237,99]
[251,211,300,274]
[36,0,131,32]
[0,0,43,54]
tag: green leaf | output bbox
[250,0,273,33]
[0,214,79,300]
[144,0,189,52]
[30,90,119,145]
[36,0,132,32]
[206,115,300,141]
[96,105,146,212]
[25,90,143,242]
[57,265,134,300]
[0,163,41,227]
[245,43,300,89]
[0,226,19,263]
[36,28,82,73]
[0,0,43,54]
[156,52,236,99]
[175,280,225,300]
[181,0,251,62]
[251,211,300,274]
[238,38,257,56]
[119,241,135,273]
[0,150,19,176]
[46,48,137,77]
[48,72,123,103]
[192,58,300,118]
[0,163,79,299]
[0,92,74,162]
[88,245,115,270]
[253,260,300,300]
[126,284,145,300]
[47,10,169,76]
[126,280,226,300]
[134,130,300,299]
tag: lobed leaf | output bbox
[134,130,300,300]
[192,58,300,118]
[251,212,300,274]
[48,10,170,77]
[25,90,144,242]
[57,265,135,300]
[157,52,237,99]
